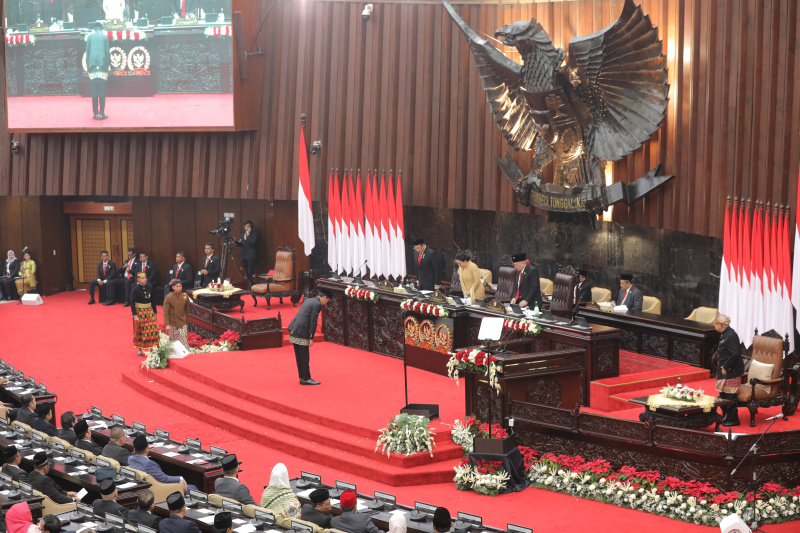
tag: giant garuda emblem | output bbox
[443,0,673,216]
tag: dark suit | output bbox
[576,280,594,304]
[58,428,77,445]
[31,418,58,437]
[1,258,20,299]
[76,437,104,456]
[510,263,542,308]
[172,0,198,16]
[330,512,381,533]
[15,407,37,426]
[716,326,744,422]
[287,297,324,381]
[101,441,132,466]
[165,262,193,295]
[93,499,129,519]
[214,476,256,506]
[301,504,332,528]
[235,231,259,286]
[616,285,644,312]
[1,463,28,482]
[197,255,221,287]
[128,509,162,529]
[159,515,200,533]
[86,30,110,117]
[28,470,73,504]
[107,257,138,304]
[89,260,117,300]
[413,246,442,290]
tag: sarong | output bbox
[133,303,159,350]
[168,325,188,349]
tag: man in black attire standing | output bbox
[509,253,542,309]
[412,238,442,291]
[89,250,116,304]
[235,220,258,287]
[714,313,744,427]
[165,252,193,295]
[197,243,221,287]
[576,269,594,303]
[106,248,137,306]
[134,252,159,304]
[288,289,332,385]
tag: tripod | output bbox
[220,238,245,286]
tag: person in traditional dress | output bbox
[714,312,744,427]
[1,251,20,300]
[259,463,300,519]
[131,271,158,357]
[163,279,190,349]
[455,252,484,301]
[14,251,36,297]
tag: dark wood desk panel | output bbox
[0,493,45,520]
[578,307,720,368]
[0,371,58,419]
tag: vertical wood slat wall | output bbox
[1,0,798,240]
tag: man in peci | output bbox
[131,272,159,357]
[287,289,332,386]
[509,253,542,309]
[576,269,594,303]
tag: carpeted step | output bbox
[605,377,718,412]
[121,371,459,487]
[590,366,710,412]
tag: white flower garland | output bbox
[454,462,511,496]
[374,413,436,458]
[446,349,503,393]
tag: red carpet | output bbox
[3,291,799,532]
[7,94,234,130]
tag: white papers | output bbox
[117,482,138,489]
[0,490,10,495]
[296,489,314,498]
[78,523,98,532]
[25,454,34,460]
[195,509,215,515]
[33,448,44,452]
[73,465,88,470]
[234,525,256,533]
[199,517,216,525]
[613,305,628,313]
[232,519,247,525]
[77,488,89,500]
[162,452,179,457]
[160,444,177,449]
[185,459,200,464]
[191,453,204,458]
[389,510,407,516]
[356,500,368,511]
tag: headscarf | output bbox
[6,251,15,264]
[389,513,407,533]
[268,462,291,489]
[6,502,39,533]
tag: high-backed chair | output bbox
[685,306,717,324]
[30,429,52,445]
[97,455,121,472]
[737,330,795,427]
[540,278,554,297]
[550,272,578,322]
[250,247,301,310]
[642,296,661,314]
[140,472,184,503]
[74,448,97,464]
[591,287,612,303]
[494,265,518,302]
[50,437,74,453]
[33,489,77,514]
[242,505,278,519]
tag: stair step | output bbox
[590,367,710,412]
[605,377,717,412]
[121,371,459,487]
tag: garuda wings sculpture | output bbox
[443,0,673,216]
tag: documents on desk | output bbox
[613,305,628,313]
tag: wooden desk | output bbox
[188,302,283,350]
[154,500,263,533]
[187,288,251,314]
[578,307,720,369]
[628,395,731,431]
[0,371,58,419]
[0,493,45,520]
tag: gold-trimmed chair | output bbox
[591,287,612,303]
[642,296,661,314]
[685,306,717,324]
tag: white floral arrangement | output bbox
[345,285,379,302]
[598,301,616,312]
[503,317,542,337]
[374,413,436,458]
[450,418,477,454]
[6,34,36,46]
[454,459,511,497]
[446,349,502,393]
[204,26,232,37]
[400,299,449,317]
[661,381,704,402]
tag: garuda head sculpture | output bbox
[443,0,673,216]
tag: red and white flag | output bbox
[395,175,406,277]
[340,174,351,275]
[327,172,337,272]
[781,208,794,352]
[793,165,800,337]
[297,125,315,256]
[333,173,343,274]
[364,174,375,278]
[718,199,732,317]
[379,175,391,279]
[386,176,398,278]
[354,173,366,277]
[740,205,753,346]
[750,203,765,337]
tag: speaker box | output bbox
[21,294,43,306]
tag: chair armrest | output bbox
[271,278,294,283]
[749,377,783,386]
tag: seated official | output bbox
[88,251,116,305]
[214,454,256,506]
[102,426,132,466]
[59,411,78,445]
[211,512,232,533]
[28,452,79,504]
[330,491,382,533]
[106,248,138,306]
[197,243,221,287]
[432,508,451,533]
[127,490,162,529]
[74,419,104,455]
[31,404,58,437]
[2,446,28,482]
[92,479,128,519]
[260,463,299,518]
[128,435,191,490]
[576,269,594,303]
[617,273,643,312]
[301,488,333,528]
[13,394,37,426]
[455,252,485,301]
[160,492,201,533]
[1,250,20,301]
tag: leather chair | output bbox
[250,247,301,310]
[540,278,554,296]
[550,272,577,322]
[50,436,74,453]
[30,429,52,445]
[736,330,796,427]
[33,489,77,515]
[685,306,717,324]
[97,455,121,472]
[139,471,184,503]
[591,287,611,303]
[642,296,661,314]
[494,265,518,302]
[74,448,97,464]
[10,420,31,435]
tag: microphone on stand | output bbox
[351,260,369,285]
[763,413,787,422]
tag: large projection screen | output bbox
[4,0,235,131]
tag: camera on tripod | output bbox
[209,217,233,238]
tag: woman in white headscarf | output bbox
[260,463,300,518]
[389,513,408,533]
[1,251,20,300]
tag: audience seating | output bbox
[540,278,554,296]
[30,428,52,445]
[98,455,122,472]
[642,296,661,314]
[685,306,717,323]
[737,330,794,427]
[134,470,184,502]
[76,449,97,464]
[10,420,31,435]
[251,247,301,310]
[591,287,612,303]
[33,489,77,514]
[50,437,73,452]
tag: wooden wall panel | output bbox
[1,0,799,240]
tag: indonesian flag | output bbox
[372,175,383,278]
[740,205,752,347]
[728,202,740,334]
[297,126,315,256]
[751,204,765,338]
[386,176,398,278]
[769,207,780,334]
[395,175,406,277]
[379,174,391,279]
[718,199,732,318]
[340,175,352,276]
[793,164,800,337]
[762,206,774,332]
[334,172,346,275]
[782,209,795,352]
[364,174,375,278]
[327,171,337,272]
[354,173,366,277]
[347,172,359,275]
